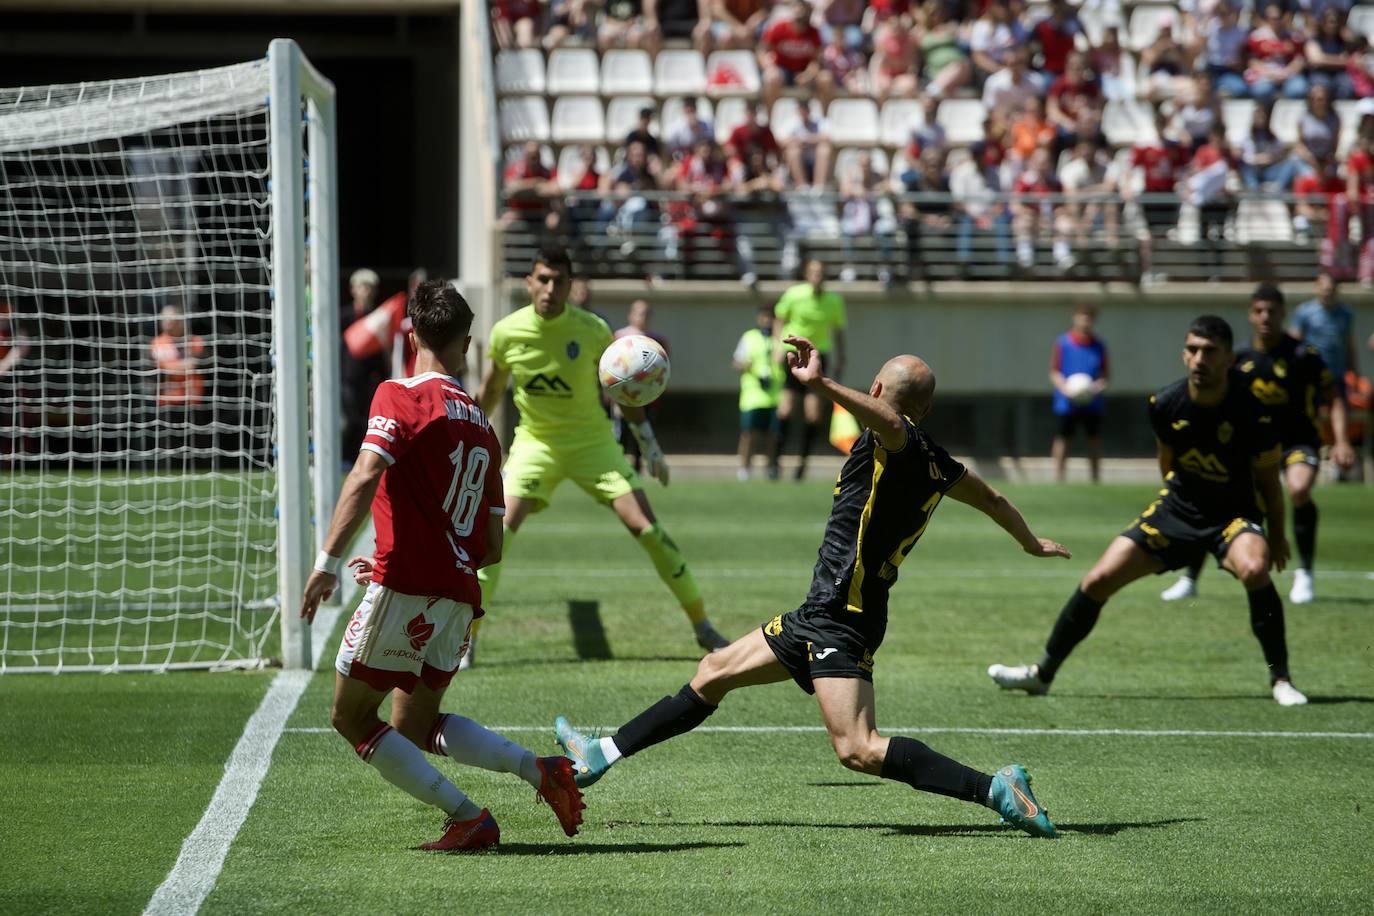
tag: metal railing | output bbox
[499,189,1369,285]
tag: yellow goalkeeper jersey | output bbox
[490,303,615,445]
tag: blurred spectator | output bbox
[1128,124,1189,283]
[724,98,780,164]
[1183,124,1235,267]
[815,0,866,50]
[150,304,207,463]
[1032,0,1083,78]
[1290,271,1359,399]
[916,0,972,98]
[614,299,670,471]
[492,0,542,49]
[1009,96,1056,166]
[761,1,832,111]
[1293,158,1346,245]
[1168,72,1220,152]
[625,106,664,163]
[1061,137,1117,244]
[561,144,602,192]
[909,94,947,154]
[1305,6,1356,99]
[1047,52,1104,152]
[545,0,596,48]
[657,0,706,49]
[1013,147,1074,270]
[1142,24,1191,101]
[1200,1,1249,98]
[863,0,913,31]
[1343,117,1374,286]
[821,24,870,95]
[870,20,919,99]
[1350,36,1374,98]
[733,303,785,481]
[1090,26,1133,101]
[982,45,1040,123]
[970,0,1029,79]
[949,145,1013,271]
[340,269,387,458]
[666,97,716,159]
[665,139,758,284]
[1049,302,1109,483]
[502,141,557,228]
[1291,83,1340,181]
[1239,102,1299,190]
[699,0,767,52]
[838,151,897,283]
[598,140,665,243]
[601,0,661,56]
[896,147,954,280]
[732,147,787,194]
[783,104,834,189]
[1247,1,1309,103]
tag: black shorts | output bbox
[1282,443,1320,469]
[783,351,829,395]
[1121,496,1264,573]
[761,606,875,695]
[740,407,778,433]
[1056,411,1102,438]
[1142,201,1180,232]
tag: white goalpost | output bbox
[0,39,338,673]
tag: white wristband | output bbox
[314,551,342,577]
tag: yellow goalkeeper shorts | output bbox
[502,428,641,508]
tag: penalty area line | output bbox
[144,521,372,916]
[281,724,1374,740]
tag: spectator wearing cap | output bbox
[666,97,716,160]
[916,0,972,98]
[760,1,832,111]
[1247,1,1309,104]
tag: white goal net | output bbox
[0,42,338,673]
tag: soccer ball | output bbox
[599,334,670,407]
[1063,372,1096,406]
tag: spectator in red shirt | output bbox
[1127,118,1189,283]
[760,1,833,111]
[492,0,542,49]
[1183,124,1236,263]
[1348,118,1374,285]
[1047,52,1103,152]
[724,99,780,165]
[1032,0,1082,77]
[1012,147,1074,271]
[502,141,556,226]
[870,19,919,99]
[1247,1,1309,104]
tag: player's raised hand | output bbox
[299,570,337,624]
[347,555,376,586]
[1025,537,1072,559]
[783,335,822,385]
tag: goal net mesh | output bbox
[0,60,289,671]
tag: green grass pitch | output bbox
[3,480,1372,913]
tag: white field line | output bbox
[143,521,372,916]
[281,724,1374,740]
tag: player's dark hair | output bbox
[408,279,473,351]
[1251,283,1285,307]
[1187,315,1234,350]
[532,247,573,277]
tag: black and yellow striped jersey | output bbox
[803,418,966,643]
[1148,372,1280,527]
[1235,336,1335,449]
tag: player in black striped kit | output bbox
[553,335,1071,838]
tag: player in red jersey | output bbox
[300,280,583,852]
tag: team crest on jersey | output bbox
[1273,360,1287,378]
[405,613,435,652]
[566,340,580,360]
[1217,421,1233,444]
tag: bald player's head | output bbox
[872,355,935,420]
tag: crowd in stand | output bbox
[497,0,1374,283]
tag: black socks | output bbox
[1293,501,1317,571]
[881,736,992,804]
[611,684,717,758]
[1038,588,1104,683]
[1247,582,1290,683]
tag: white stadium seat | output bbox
[713,97,752,143]
[1349,5,1374,42]
[499,96,550,143]
[547,48,600,95]
[654,49,707,96]
[704,50,762,96]
[605,96,657,143]
[495,49,545,95]
[1335,100,1362,158]
[661,97,715,142]
[1269,99,1304,144]
[551,96,606,144]
[1221,99,1256,146]
[826,98,879,146]
[879,99,923,147]
[1128,5,1179,51]
[601,49,653,95]
[935,99,986,146]
[1101,99,1158,146]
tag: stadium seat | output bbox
[654,50,707,96]
[1127,5,1179,51]
[1236,199,1293,244]
[661,96,715,143]
[1101,99,1158,146]
[713,97,752,144]
[1269,99,1304,144]
[605,95,657,143]
[1221,99,1256,146]
[769,99,823,141]
[601,49,653,96]
[547,48,600,95]
[1350,5,1374,42]
[551,97,606,144]
[704,50,762,96]
[934,99,986,146]
[1335,100,1362,158]
[499,96,550,143]
[555,144,610,189]
[496,49,545,95]
[826,99,879,146]
[879,99,923,147]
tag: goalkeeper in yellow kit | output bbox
[468,248,729,666]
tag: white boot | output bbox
[1160,576,1197,601]
[1289,568,1314,604]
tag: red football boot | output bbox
[535,756,586,837]
[419,808,500,852]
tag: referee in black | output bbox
[554,335,1071,838]
[990,315,1307,705]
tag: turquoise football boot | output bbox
[988,764,1057,838]
[555,716,612,788]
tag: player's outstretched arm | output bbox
[299,450,387,623]
[947,470,1071,559]
[476,362,511,417]
[783,335,906,451]
[1254,451,1289,572]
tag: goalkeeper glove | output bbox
[631,420,670,487]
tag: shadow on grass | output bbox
[1064,693,1374,705]
[1306,695,1374,705]
[807,781,886,787]
[492,840,745,856]
[613,817,1202,838]
[476,654,702,669]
